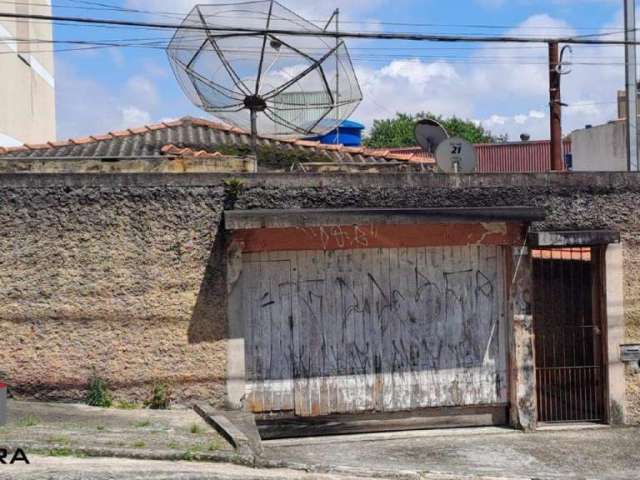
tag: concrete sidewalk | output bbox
[263,425,640,480]
[2,401,640,479]
[0,400,239,462]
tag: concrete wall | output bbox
[0,0,56,146]
[0,156,257,174]
[570,122,628,172]
[1,172,639,420]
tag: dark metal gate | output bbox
[532,247,606,423]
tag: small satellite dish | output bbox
[435,137,476,173]
[414,119,449,154]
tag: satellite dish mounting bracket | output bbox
[244,95,268,112]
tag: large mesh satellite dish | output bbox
[167,1,363,147]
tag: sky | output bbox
[51,0,629,141]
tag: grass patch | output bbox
[48,447,74,457]
[17,415,40,427]
[47,434,71,445]
[181,446,203,461]
[114,400,140,410]
[207,439,223,451]
[132,440,146,449]
[189,423,204,435]
[134,419,151,428]
[167,441,180,450]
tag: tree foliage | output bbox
[364,112,507,148]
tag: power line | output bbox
[2,0,621,34]
[2,11,640,46]
[2,36,632,66]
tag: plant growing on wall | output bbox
[86,371,112,408]
[145,384,170,410]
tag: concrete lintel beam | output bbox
[225,207,545,230]
[528,230,620,247]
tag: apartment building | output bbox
[0,0,55,146]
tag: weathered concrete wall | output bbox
[0,179,228,405]
[570,122,628,172]
[0,156,257,174]
[1,172,639,417]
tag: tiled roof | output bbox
[0,117,420,165]
[368,147,435,163]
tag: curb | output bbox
[193,404,256,456]
[18,442,570,480]
[21,442,254,467]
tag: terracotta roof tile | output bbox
[48,140,71,147]
[6,146,29,152]
[161,144,225,159]
[92,134,113,141]
[24,143,50,150]
[341,146,364,154]
[70,137,94,145]
[129,127,149,134]
[294,140,322,148]
[109,130,130,137]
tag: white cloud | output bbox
[56,62,164,139]
[126,75,159,107]
[120,106,152,126]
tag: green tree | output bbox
[364,112,507,148]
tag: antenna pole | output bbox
[335,8,340,146]
[250,109,258,154]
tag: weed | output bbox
[168,242,183,259]
[132,440,146,448]
[86,371,112,408]
[145,383,170,410]
[223,177,244,207]
[189,423,204,435]
[181,447,202,461]
[167,441,180,449]
[134,419,151,428]
[207,439,223,451]
[48,447,73,457]
[114,400,140,410]
[47,435,71,445]
[17,415,40,427]
[96,425,105,431]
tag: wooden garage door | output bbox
[240,246,508,416]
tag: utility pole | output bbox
[625,0,638,171]
[548,41,564,171]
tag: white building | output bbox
[0,0,56,147]
[570,121,628,172]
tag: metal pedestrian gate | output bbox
[532,247,606,423]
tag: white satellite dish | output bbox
[435,137,477,173]
[414,119,449,154]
